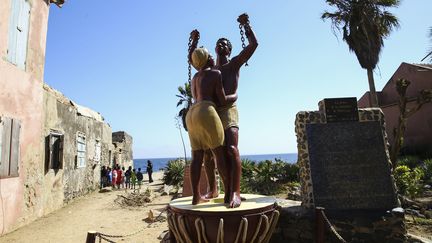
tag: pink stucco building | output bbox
[0,0,118,235]
[0,0,58,234]
[358,62,432,155]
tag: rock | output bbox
[405,209,425,218]
[415,197,432,209]
[424,210,432,219]
[158,230,169,240]
[147,209,155,221]
[99,187,112,193]
[391,207,405,218]
[160,230,172,243]
[407,233,431,243]
[144,209,167,223]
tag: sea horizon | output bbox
[134,153,298,172]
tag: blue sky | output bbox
[44,1,432,159]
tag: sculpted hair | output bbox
[217,38,232,53]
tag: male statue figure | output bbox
[188,14,258,208]
[186,46,237,205]
[214,13,258,208]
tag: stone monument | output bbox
[282,97,406,242]
[296,97,398,210]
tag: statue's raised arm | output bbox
[231,13,258,69]
[188,29,200,67]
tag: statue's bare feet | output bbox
[203,190,219,199]
[224,189,231,204]
[192,195,209,205]
[229,192,242,208]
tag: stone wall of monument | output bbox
[295,108,397,209]
[271,201,407,243]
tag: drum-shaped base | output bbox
[168,194,280,243]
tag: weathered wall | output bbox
[112,131,133,168]
[0,0,50,234]
[43,85,112,204]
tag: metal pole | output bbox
[86,231,97,243]
[315,207,325,243]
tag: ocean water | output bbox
[134,153,297,172]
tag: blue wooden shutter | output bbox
[0,118,12,178]
[7,0,20,65]
[7,0,30,70]
[16,0,30,70]
[9,119,21,177]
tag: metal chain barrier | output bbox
[94,207,168,242]
[320,210,347,243]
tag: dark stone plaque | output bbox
[324,97,359,123]
[306,121,397,210]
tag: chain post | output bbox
[86,231,97,243]
[315,207,325,243]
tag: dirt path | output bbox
[0,172,170,243]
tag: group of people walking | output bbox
[100,160,153,190]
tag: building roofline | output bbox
[409,63,432,70]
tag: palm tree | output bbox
[421,27,432,62]
[176,82,192,131]
[430,27,432,62]
[322,0,400,107]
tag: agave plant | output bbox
[254,160,282,195]
[162,159,185,189]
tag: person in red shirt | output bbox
[116,165,123,189]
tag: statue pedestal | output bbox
[167,194,280,243]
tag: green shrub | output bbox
[282,163,300,183]
[162,159,185,189]
[394,165,424,198]
[239,159,300,195]
[254,160,281,195]
[397,156,421,169]
[240,159,256,193]
[422,159,432,184]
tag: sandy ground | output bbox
[3,171,431,243]
[0,171,171,243]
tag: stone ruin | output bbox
[271,98,406,243]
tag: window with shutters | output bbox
[45,132,63,172]
[7,0,31,70]
[0,117,21,178]
[76,133,86,168]
[94,140,101,163]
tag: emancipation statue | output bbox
[187,13,258,208]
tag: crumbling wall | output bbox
[112,131,133,168]
[43,86,112,205]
